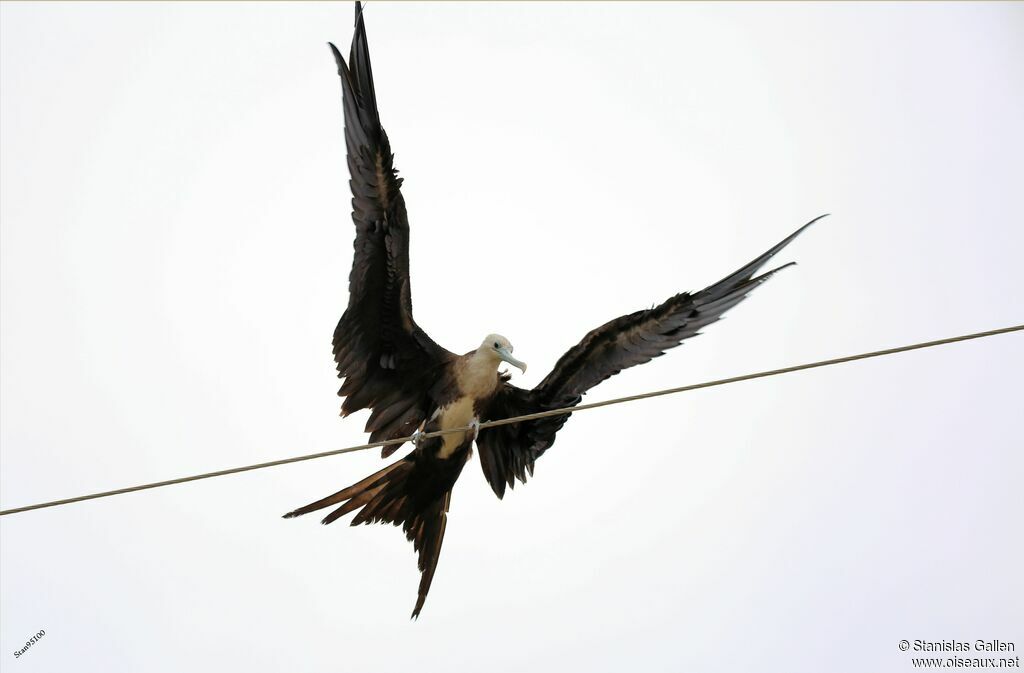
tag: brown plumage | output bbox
[285,1,824,618]
[476,220,823,498]
[285,438,469,618]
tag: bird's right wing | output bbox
[331,3,454,455]
[476,216,825,498]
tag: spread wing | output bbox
[477,216,825,498]
[331,3,453,456]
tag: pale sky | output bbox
[1,3,1022,672]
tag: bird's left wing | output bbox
[331,3,454,456]
[476,216,824,498]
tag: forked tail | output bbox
[284,454,463,618]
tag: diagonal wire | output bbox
[1,324,1020,517]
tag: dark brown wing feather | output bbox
[329,4,453,455]
[477,216,825,498]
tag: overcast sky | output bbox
[2,2,1022,672]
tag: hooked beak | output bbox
[495,346,527,374]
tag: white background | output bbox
[2,2,1022,671]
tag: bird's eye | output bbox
[493,342,500,348]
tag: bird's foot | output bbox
[468,419,481,442]
[411,428,425,447]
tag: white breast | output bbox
[433,351,500,459]
[436,396,477,459]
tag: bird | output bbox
[284,1,825,618]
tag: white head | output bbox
[479,333,527,374]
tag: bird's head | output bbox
[479,333,527,375]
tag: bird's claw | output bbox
[410,428,425,447]
[468,419,480,442]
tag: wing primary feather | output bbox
[327,9,454,448]
[706,215,826,295]
[475,217,823,499]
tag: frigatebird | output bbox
[285,2,824,618]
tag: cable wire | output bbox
[1,324,1020,517]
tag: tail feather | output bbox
[284,449,469,619]
[282,461,402,520]
[411,491,450,619]
[321,483,386,525]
